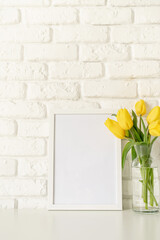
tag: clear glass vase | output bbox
[132,143,159,213]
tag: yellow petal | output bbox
[149,120,160,136]
[147,106,160,124]
[117,108,133,130]
[135,99,146,116]
[104,118,125,139]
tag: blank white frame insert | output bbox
[48,111,122,210]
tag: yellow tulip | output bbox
[104,118,125,139]
[147,106,160,124]
[135,99,146,116]
[149,120,160,136]
[117,108,133,130]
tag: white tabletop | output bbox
[0,209,160,240]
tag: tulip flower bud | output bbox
[135,100,146,116]
[149,120,160,136]
[117,108,133,130]
[147,106,160,124]
[104,118,125,139]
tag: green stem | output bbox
[143,168,148,209]
[139,116,141,131]
[140,168,158,208]
[140,168,143,198]
[147,182,158,206]
[130,127,142,142]
[129,129,135,141]
[151,137,158,146]
[149,168,153,206]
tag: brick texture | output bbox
[111,26,160,43]
[49,62,103,79]
[0,26,50,43]
[0,9,20,24]
[54,25,108,43]
[0,0,50,6]
[24,8,77,24]
[80,8,132,24]
[0,0,159,210]
[24,44,78,61]
[83,81,137,98]
[80,44,130,61]
[27,82,80,100]
[0,138,46,156]
[108,0,160,6]
[106,61,160,79]
[0,44,21,60]
[0,63,47,80]
[134,7,160,23]
[0,179,46,196]
[0,159,17,176]
[52,0,106,6]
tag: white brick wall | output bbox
[80,8,132,24]
[49,62,103,79]
[52,0,106,6]
[83,81,137,98]
[0,26,51,42]
[106,61,160,79]
[24,8,78,24]
[24,44,78,61]
[0,63,47,80]
[0,44,22,60]
[79,44,130,61]
[54,25,108,42]
[111,25,160,43]
[0,0,159,209]
[0,9,20,24]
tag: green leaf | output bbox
[122,141,135,168]
[140,116,147,143]
[126,137,134,142]
[131,146,137,161]
[132,110,138,130]
[134,141,146,146]
[111,114,117,117]
[128,130,132,138]
[132,110,145,140]
[151,136,158,146]
[139,129,144,141]
[131,127,142,142]
[147,134,151,144]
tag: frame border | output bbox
[48,109,122,210]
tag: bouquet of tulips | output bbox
[105,100,160,209]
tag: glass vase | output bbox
[132,143,159,213]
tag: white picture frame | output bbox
[48,110,122,210]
